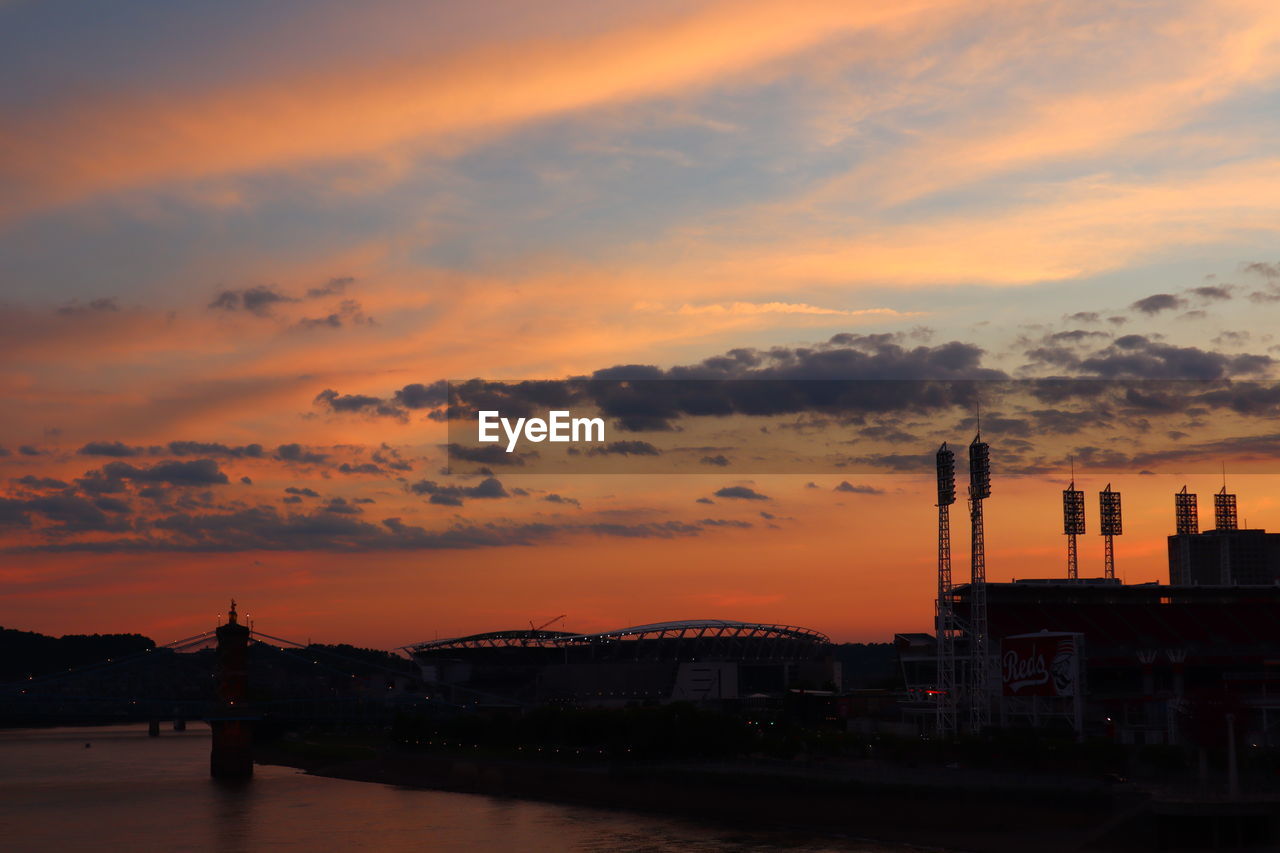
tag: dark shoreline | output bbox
[256,744,1141,853]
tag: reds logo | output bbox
[1003,648,1048,692]
[1001,634,1079,697]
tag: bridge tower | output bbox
[210,599,254,779]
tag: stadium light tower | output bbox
[967,430,991,733]
[934,443,957,736]
[1099,484,1123,580]
[1215,486,1238,531]
[1175,486,1198,535]
[1063,459,1085,581]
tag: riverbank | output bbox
[257,740,1145,852]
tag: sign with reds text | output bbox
[1001,632,1082,697]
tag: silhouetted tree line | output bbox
[0,626,155,682]
[302,643,416,677]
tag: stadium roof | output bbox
[403,619,829,653]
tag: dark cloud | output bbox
[75,469,127,495]
[410,476,509,505]
[1243,262,1280,279]
[844,452,931,472]
[393,381,449,410]
[296,300,373,331]
[834,481,885,495]
[1026,408,1110,435]
[714,486,769,501]
[306,276,354,298]
[168,441,264,458]
[128,508,556,551]
[275,443,329,465]
[208,285,295,315]
[445,444,530,466]
[370,445,413,472]
[1023,346,1081,369]
[4,508,728,553]
[857,424,918,443]
[1190,285,1232,301]
[543,493,580,507]
[699,454,730,466]
[0,498,28,526]
[584,520,702,539]
[284,487,319,498]
[57,297,119,316]
[314,389,404,419]
[1046,329,1109,344]
[576,335,1006,431]
[586,441,661,457]
[76,441,139,458]
[337,462,385,475]
[333,335,1007,436]
[698,518,752,528]
[1065,432,1280,473]
[1212,331,1250,347]
[1195,383,1280,416]
[1077,336,1272,380]
[90,459,230,487]
[1066,312,1100,323]
[695,497,714,504]
[19,494,132,533]
[93,496,131,513]
[440,379,580,424]
[18,445,41,456]
[1130,293,1185,314]
[320,497,361,515]
[14,475,69,490]
[297,313,341,329]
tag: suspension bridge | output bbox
[0,624,442,728]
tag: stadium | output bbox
[404,619,838,708]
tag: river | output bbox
[0,725,914,852]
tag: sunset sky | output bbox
[4,0,1280,648]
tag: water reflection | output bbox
[0,725,910,852]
